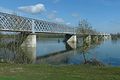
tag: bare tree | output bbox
[76,19,97,35]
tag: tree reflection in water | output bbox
[79,37,105,66]
[0,33,107,65]
[0,33,36,64]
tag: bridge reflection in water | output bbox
[0,34,106,65]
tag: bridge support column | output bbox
[64,34,77,49]
[66,42,77,49]
[64,34,77,43]
[84,35,91,43]
[21,34,36,48]
[103,35,111,40]
[21,47,36,63]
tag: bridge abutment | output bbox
[21,34,36,48]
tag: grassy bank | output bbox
[0,64,120,80]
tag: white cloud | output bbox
[47,12,70,24]
[48,13,56,19]
[52,0,60,3]
[72,13,80,18]
[52,10,57,13]
[55,18,64,23]
[47,10,57,19]
[95,0,119,6]
[66,22,71,25]
[47,10,64,23]
[18,3,46,14]
[47,10,68,24]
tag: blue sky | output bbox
[0,0,120,33]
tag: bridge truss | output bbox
[0,12,74,34]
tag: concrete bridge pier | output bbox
[103,35,111,40]
[84,35,91,43]
[64,34,77,43]
[64,34,77,49]
[20,31,36,63]
[66,42,77,49]
[21,46,36,63]
[21,33,36,48]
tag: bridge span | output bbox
[0,10,111,48]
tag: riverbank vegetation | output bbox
[0,63,120,80]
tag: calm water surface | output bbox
[0,37,120,66]
[36,38,120,66]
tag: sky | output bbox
[0,0,120,33]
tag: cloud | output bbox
[18,3,46,14]
[47,10,70,24]
[95,0,120,6]
[52,0,60,3]
[72,13,80,18]
[54,17,64,23]
[66,22,71,25]
[48,13,56,19]
[47,10,64,23]
[47,10,57,19]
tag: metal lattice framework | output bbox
[0,12,74,34]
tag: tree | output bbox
[76,19,97,35]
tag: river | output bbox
[0,36,120,66]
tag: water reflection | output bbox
[1,35,120,66]
[36,37,104,65]
[0,40,36,64]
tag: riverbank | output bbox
[0,63,120,80]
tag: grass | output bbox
[0,63,120,80]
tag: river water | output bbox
[0,36,120,66]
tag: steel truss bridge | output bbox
[0,10,111,37]
[0,12,74,34]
